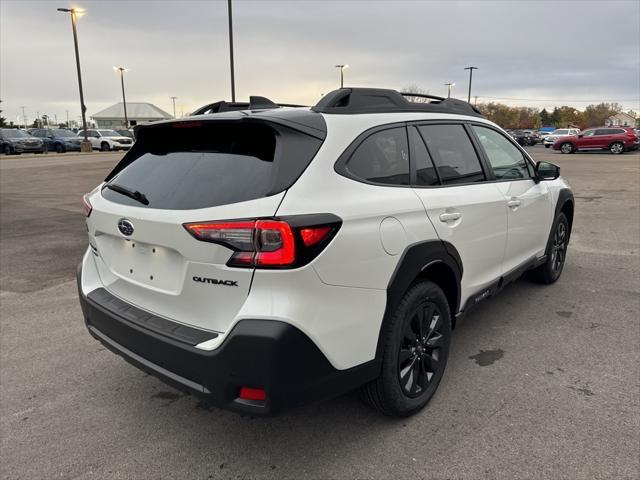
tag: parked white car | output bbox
[543,128,581,148]
[78,88,574,417]
[78,129,134,151]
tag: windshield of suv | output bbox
[1,129,30,139]
[98,130,120,137]
[102,121,323,210]
[51,129,77,138]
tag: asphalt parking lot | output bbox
[1,147,639,479]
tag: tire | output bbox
[545,144,551,149]
[559,142,574,154]
[531,212,569,284]
[100,142,110,152]
[609,142,624,154]
[361,281,452,417]
[55,143,65,153]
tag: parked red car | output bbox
[553,127,638,154]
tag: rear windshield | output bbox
[102,121,322,210]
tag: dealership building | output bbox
[91,102,173,128]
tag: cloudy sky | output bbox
[1,0,639,124]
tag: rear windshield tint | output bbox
[102,121,322,210]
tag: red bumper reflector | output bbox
[239,387,267,401]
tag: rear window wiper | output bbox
[105,183,149,205]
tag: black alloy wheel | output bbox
[360,281,451,417]
[398,301,445,398]
[549,219,567,277]
[531,212,569,284]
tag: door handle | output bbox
[439,212,461,222]
[507,198,521,209]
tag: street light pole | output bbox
[114,67,129,128]
[57,7,91,151]
[464,66,478,103]
[20,106,26,129]
[335,64,349,88]
[227,0,236,102]
[170,96,177,118]
[444,83,455,98]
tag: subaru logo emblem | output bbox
[117,218,134,236]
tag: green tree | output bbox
[539,108,550,126]
[581,103,623,128]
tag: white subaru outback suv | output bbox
[77,88,574,417]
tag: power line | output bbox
[477,95,640,103]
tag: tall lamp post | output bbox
[444,82,455,98]
[57,7,91,152]
[335,64,349,88]
[464,66,478,103]
[170,96,177,118]
[227,0,236,102]
[113,66,129,128]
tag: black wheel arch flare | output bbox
[376,240,462,362]
[547,188,575,255]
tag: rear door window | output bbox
[103,121,322,210]
[418,124,485,185]
[345,127,410,185]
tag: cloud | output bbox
[1,0,639,123]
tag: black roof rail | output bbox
[311,88,484,117]
[192,97,308,115]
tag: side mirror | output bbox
[577,134,583,138]
[536,161,560,181]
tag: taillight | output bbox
[82,193,92,217]
[254,220,296,266]
[183,215,340,269]
[300,226,332,246]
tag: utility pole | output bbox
[170,96,177,118]
[20,106,26,129]
[66,110,69,127]
[227,0,236,102]
[464,66,478,103]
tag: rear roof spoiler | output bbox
[192,96,307,115]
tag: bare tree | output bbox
[400,85,432,103]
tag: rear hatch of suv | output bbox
[86,113,325,334]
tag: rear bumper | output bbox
[77,265,377,416]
